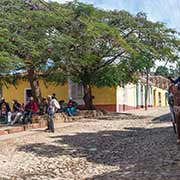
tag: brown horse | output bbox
[169,84,180,143]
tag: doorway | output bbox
[24,88,32,103]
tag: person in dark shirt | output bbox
[0,97,11,124]
[0,98,11,113]
[52,93,57,100]
[12,100,22,112]
[11,100,24,125]
[39,98,48,115]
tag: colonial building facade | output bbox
[0,76,169,112]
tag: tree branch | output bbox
[100,50,126,68]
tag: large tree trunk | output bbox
[145,69,149,111]
[83,84,94,110]
[27,68,42,105]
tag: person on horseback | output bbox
[168,85,176,134]
[168,80,180,144]
[168,76,180,90]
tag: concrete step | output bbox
[0,123,44,136]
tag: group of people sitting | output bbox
[0,93,79,126]
[0,97,38,125]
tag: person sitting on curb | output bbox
[11,100,24,125]
[66,98,79,116]
[58,100,66,113]
[23,97,38,124]
[0,97,11,124]
[39,98,48,115]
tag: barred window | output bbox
[71,82,84,99]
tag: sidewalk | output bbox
[0,107,169,141]
[125,107,169,117]
[0,121,79,141]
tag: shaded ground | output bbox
[0,107,179,180]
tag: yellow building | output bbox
[0,76,169,112]
[1,79,116,111]
[152,86,168,107]
[2,79,69,105]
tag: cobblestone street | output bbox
[0,107,180,180]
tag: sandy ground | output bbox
[0,107,179,180]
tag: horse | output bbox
[168,84,180,143]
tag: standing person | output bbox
[168,86,176,133]
[46,95,60,132]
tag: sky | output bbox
[50,0,180,32]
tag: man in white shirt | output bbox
[46,95,60,132]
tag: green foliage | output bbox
[107,10,180,72]
[50,1,180,90]
[155,66,169,77]
[0,0,180,95]
[50,1,137,88]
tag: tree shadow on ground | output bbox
[86,168,180,180]
[18,126,178,164]
[151,113,171,123]
[17,125,180,179]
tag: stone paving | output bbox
[0,107,179,180]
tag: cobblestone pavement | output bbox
[0,107,180,180]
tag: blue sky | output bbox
[52,0,180,32]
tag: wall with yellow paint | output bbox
[1,79,168,112]
[92,86,116,105]
[2,79,69,105]
[152,86,168,107]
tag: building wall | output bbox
[2,79,168,112]
[2,79,69,105]
[152,86,168,107]
[68,82,116,111]
[116,84,137,112]
[92,86,116,111]
[139,84,153,108]
[2,80,116,112]
[116,82,157,112]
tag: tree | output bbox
[155,66,169,77]
[49,2,139,110]
[106,11,180,110]
[1,0,179,111]
[48,2,180,110]
[0,0,66,104]
[0,3,22,87]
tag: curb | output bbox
[0,123,46,136]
